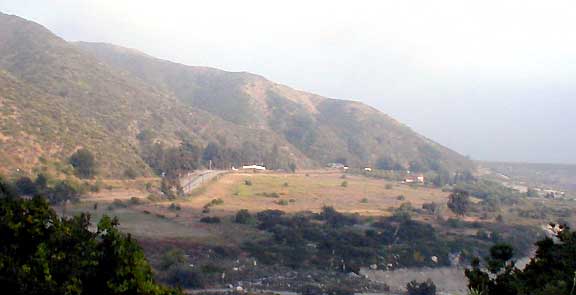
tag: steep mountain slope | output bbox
[0,12,308,177]
[77,42,473,171]
[0,11,472,178]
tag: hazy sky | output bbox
[1,0,575,164]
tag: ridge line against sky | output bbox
[1,0,575,164]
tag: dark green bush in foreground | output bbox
[406,279,436,295]
[243,206,450,272]
[0,180,180,295]
[466,225,576,295]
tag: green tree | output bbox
[265,144,281,170]
[375,156,398,171]
[422,202,439,215]
[0,185,180,295]
[432,169,451,187]
[159,248,187,270]
[69,149,96,178]
[48,180,80,204]
[0,176,17,198]
[160,178,180,199]
[180,141,202,169]
[447,189,470,216]
[465,225,576,295]
[486,244,514,274]
[289,162,297,173]
[124,167,138,179]
[14,177,37,196]
[406,279,436,295]
[35,174,48,191]
[234,209,255,224]
[393,202,413,221]
[202,142,220,167]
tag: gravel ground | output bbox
[361,267,468,295]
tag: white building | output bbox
[242,165,266,171]
[404,174,425,183]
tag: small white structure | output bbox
[404,174,425,183]
[364,167,372,172]
[242,165,266,171]
[328,162,346,169]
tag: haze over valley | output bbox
[1,3,576,295]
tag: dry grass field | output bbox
[62,201,209,239]
[64,199,267,245]
[179,170,450,216]
[67,169,576,244]
[66,170,453,242]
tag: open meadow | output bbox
[67,170,455,244]
[180,170,450,216]
[70,169,576,242]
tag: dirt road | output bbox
[180,170,227,193]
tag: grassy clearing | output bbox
[63,201,208,240]
[63,195,265,245]
[61,170,576,247]
[179,170,450,216]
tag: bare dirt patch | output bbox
[362,267,468,295]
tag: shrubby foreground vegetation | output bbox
[242,207,450,271]
[239,204,536,273]
[0,177,180,295]
[465,226,576,295]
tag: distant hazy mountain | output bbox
[0,12,472,177]
[480,161,576,193]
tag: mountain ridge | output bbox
[0,11,473,178]
[75,41,471,171]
